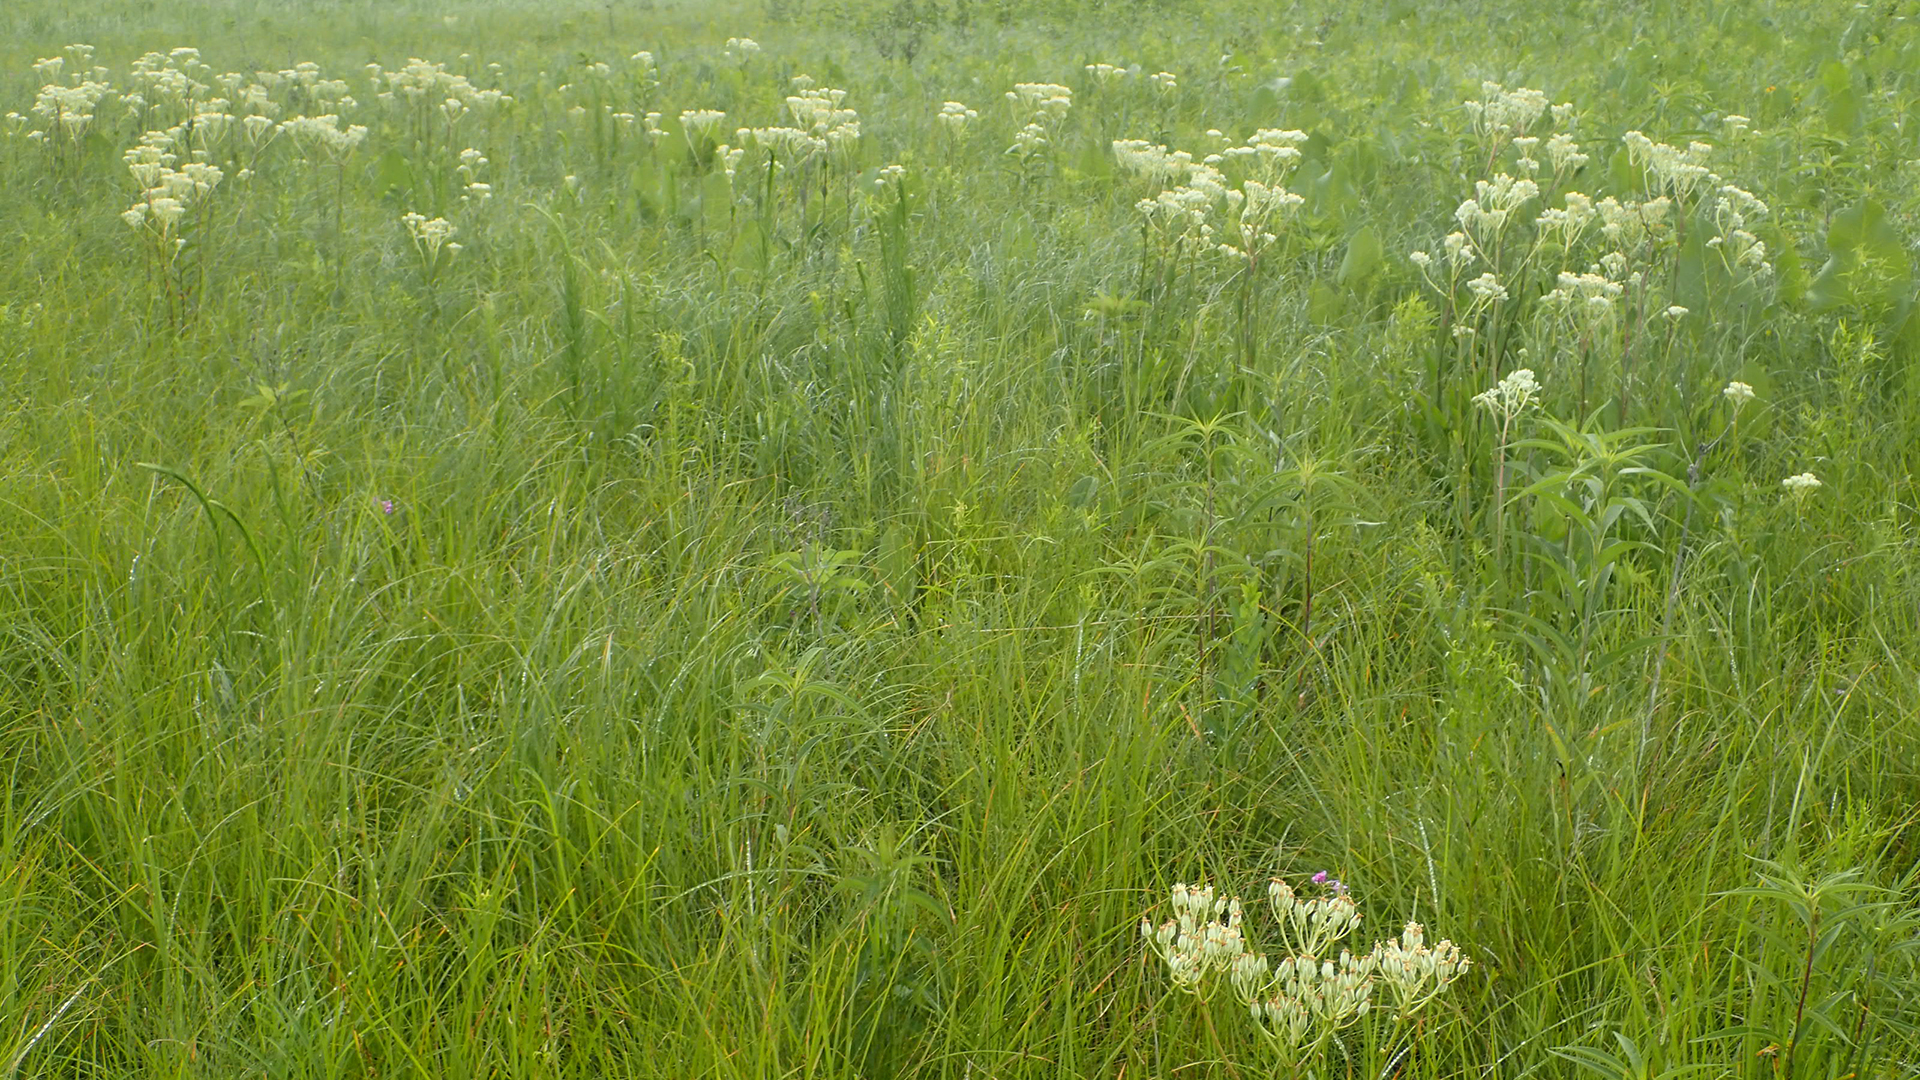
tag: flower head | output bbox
[1781,472,1822,497]
[1472,368,1541,420]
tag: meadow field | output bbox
[2,0,1918,1075]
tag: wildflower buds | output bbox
[1150,874,1470,1063]
[935,100,978,137]
[1142,881,1249,994]
[1472,368,1542,421]
[1781,472,1822,499]
[402,211,458,268]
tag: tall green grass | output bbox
[0,0,1916,1076]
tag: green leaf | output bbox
[1336,224,1384,288]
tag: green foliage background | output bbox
[0,0,1917,1076]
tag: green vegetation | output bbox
[2,0,1918,1075]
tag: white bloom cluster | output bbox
[456,147,492,204]
[1213,128,1308,180]
[279,113,368,159]
[401,211,459,261]
[1118,130,1307,259]
[1464,82,1548,143]
[1135,158,1233,251]
[1542,270,1622,320]
[1009,121,1050,156]
[712,142,746,180]
[1592,194,1672,246]
[1140,882,1247,993]
[1472,367,1542,419]
[1702,184,1771,276]
[723,37,761,60]
[679,108,727,137]
[1370,921,1471,1020]
[783,86,860,146]
[1781,472,1822,495]
[1006,82,1072,116]
[1466,271,1509,305]
[873,163,905,189]
[1111,139,1197,183]
[1455,173,1539,242]
[1084,62,1131,85]
[935,100,978,136]
[1215,179,1304,261]
[254,61,353,110]
[1004,82,1071,157]
[1723,380,1755,408]
[1146,875,1471,1059]
[1148,71,1178,94]
[1535,190,1594,242]
[1545,131,1588,176]
[120,128,222,236]
[125,48,212,120]
[379,58,511,112]
[29,79,112,140]
[1622,130,1715,201]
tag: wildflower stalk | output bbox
[1472,368,1540,577]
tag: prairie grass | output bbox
[0,0,1916,1077]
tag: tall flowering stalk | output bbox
[1472,368,1541,572]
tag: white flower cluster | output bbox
[1705,183,1771,275]
[1471,367,1542,420]
[1111,139,1198,184]
[630,51,658,75]
[1455,173,1539,247]
[1781,472,1822,496]
[1084,62,1131,85]
[873,163,905,189]
[1134,159,1233,251]
[279,113,368,160]
[783,86,859,144]
[1369,920,1472,1020]
[727,85,859,172]
[125,48,211,120]
[935,100,978,137]
[1119,130,1307,260]
[680,108,726,137]
[256,61,354,111]
[1210,128,1307,180]
[1622,130,1714,201]
[1009,121,1051,156]
[1005,82,1071,158]
[29,78,112,140]
[401,211,459,262]
[1148,71,1178,94]
[723,37,761,60]
[1145,875,1471,1060]
[1006,82,1072,116]
[457,147,491,204]
[120,127,223,236]
[378,58,511,112]
[1217,179,1305,261]
[1541,270,1623,321]
[1464,82,1550,146]
[1140,882,1247,993]
[1723,380,1755,408]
